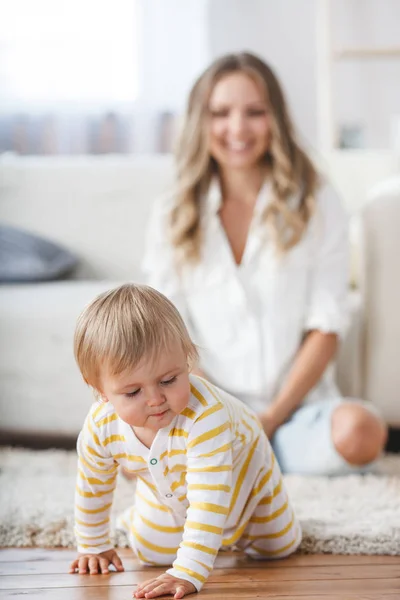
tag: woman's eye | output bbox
[210,111,228,118]
[247,110,266,117]
[161,376,177,386]
[125,389,140,398]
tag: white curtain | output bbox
[0,0,210,155]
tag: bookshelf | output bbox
[316,0,400,151]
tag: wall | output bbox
[207,0,319,150]
[207,0,400,152]
[333,0,400,149]
[134,0,210,152]
[134,0,321,151]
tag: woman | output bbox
[142,52,387,475]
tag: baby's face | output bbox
[100,341,191,435]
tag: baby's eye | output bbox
[125,389,141,398]
[160,376,177,386]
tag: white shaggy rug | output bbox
[2,447,400,554]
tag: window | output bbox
[0,0,210,155]
[0,0,139,153]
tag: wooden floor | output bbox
[1,549,400,599]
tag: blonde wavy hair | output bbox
[170,52,319,264]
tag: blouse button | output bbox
[165,493,173,498]
[150,458,158,465]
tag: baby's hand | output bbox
[69,549,124,575]
[134,573,196,599]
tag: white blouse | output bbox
[142,179,350,413]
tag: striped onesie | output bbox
[75,374,301,591]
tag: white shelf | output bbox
[334,47,400,60]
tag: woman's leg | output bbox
[271,398,387,476]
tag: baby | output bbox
[69,284,301,598]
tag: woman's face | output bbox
[207,72,270,171]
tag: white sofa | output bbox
[0,156,398,440]
[358,177,400,425]
[0,156,174,438]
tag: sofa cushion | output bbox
[0,280,123,437]
[0,225,78,283]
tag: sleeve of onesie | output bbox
[166,403,234,591]
[74,407,118,554]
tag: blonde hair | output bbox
[170,52,319,265]
[74,284,198,390]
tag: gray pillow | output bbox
[0,225,78,282]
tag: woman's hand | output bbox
[258,407,282,439]
[134,573,196,599]
[259,331,339,440]
[69,549,124,575]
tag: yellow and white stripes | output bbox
[74,374,300,591]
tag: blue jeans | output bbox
[271,398,380,476]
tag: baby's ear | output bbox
[93,387,109,403]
